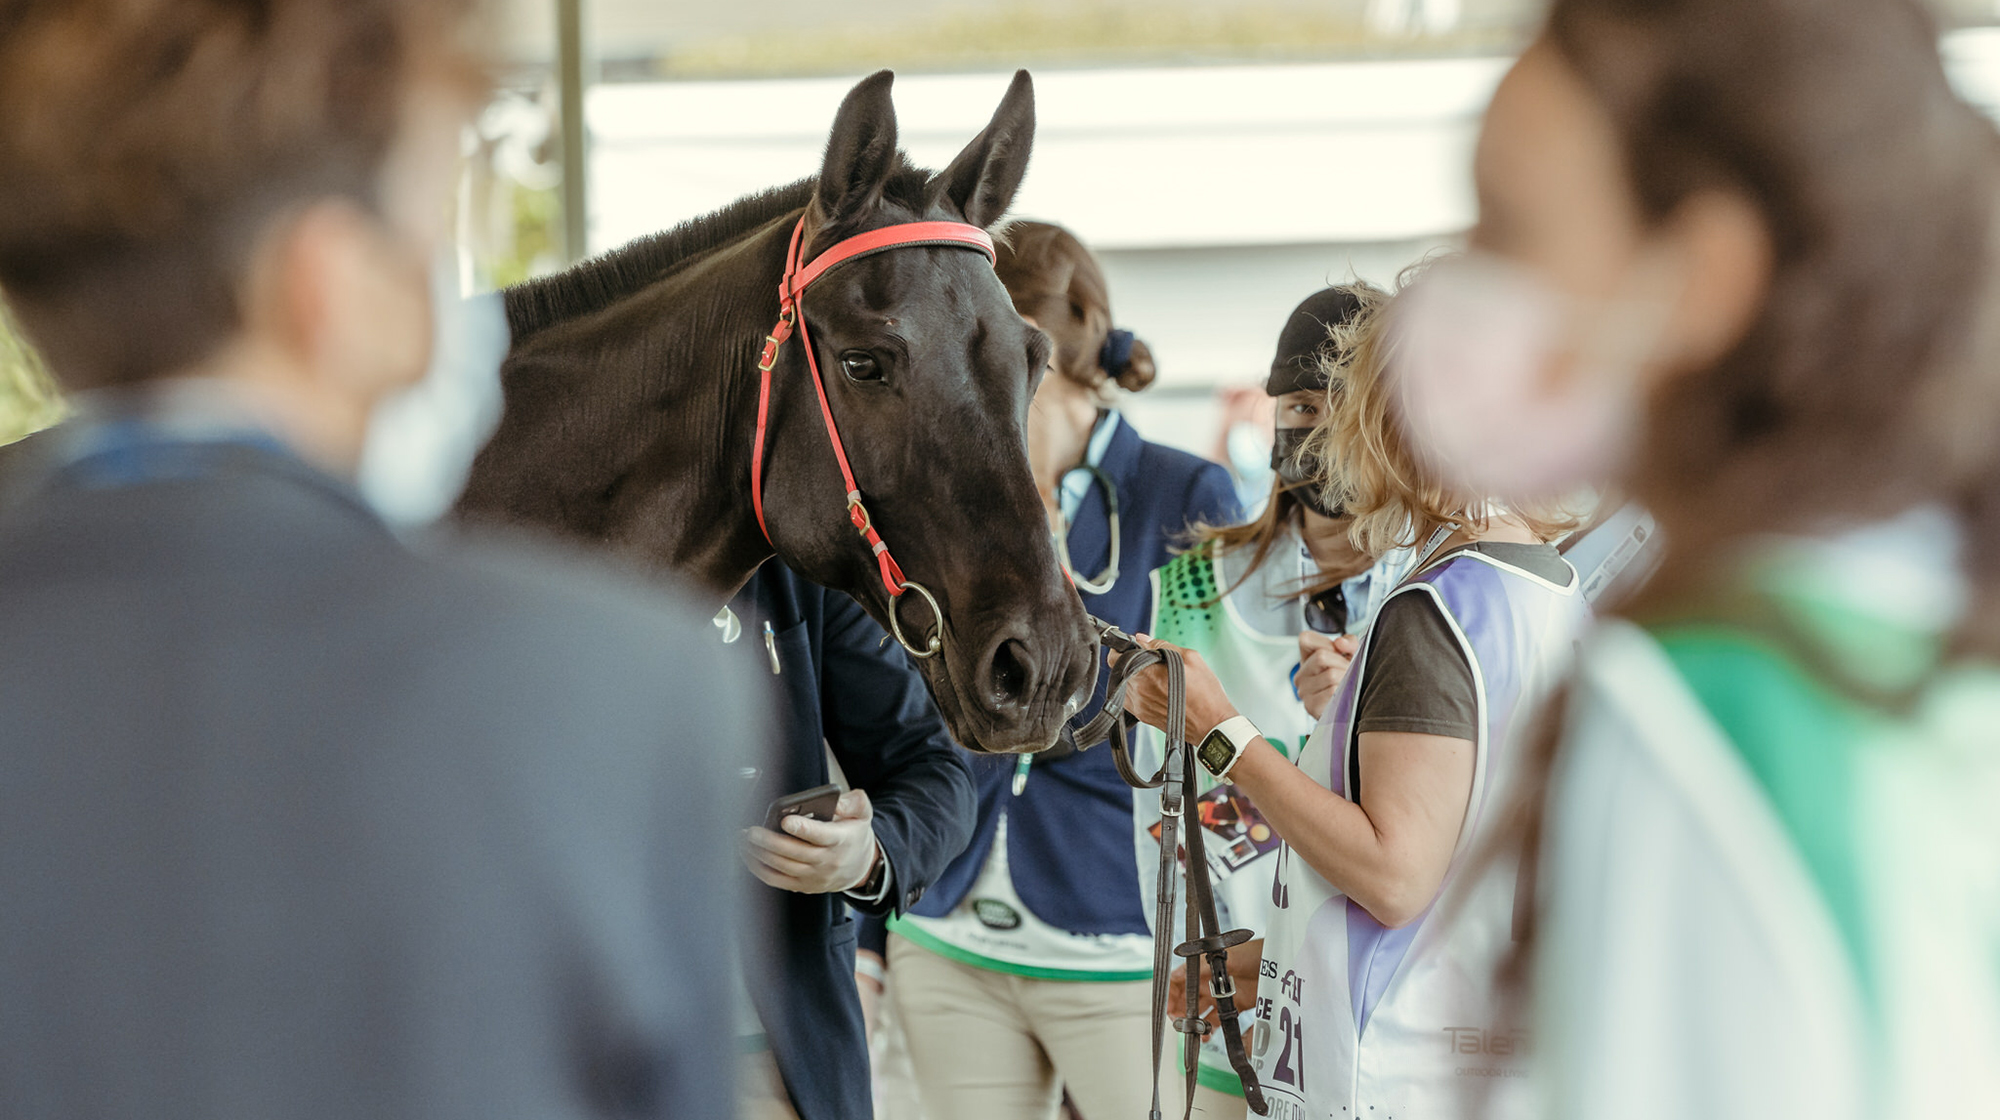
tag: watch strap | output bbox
[845,840,892,902]
[1205,715,1260,780]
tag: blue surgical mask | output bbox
[357,257,510,526]
[1226,420,1275,493]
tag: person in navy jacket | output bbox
[731,559,976,1120]
[862,223,1241,1120]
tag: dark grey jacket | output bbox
[0,429,761,1120]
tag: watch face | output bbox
[1198,731,1235,776]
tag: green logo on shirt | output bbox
[971,898,1022,930]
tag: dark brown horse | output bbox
[457,71,1097,754]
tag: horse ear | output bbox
[931,69,1035,229]
[815,70,900,231]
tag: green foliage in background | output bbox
[649,2,1524,80]
[0,299,63,446]
[489,178,564,289]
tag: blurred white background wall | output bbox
[588,59,1504,453]
[581,26,2000,455]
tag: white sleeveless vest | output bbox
[1133,537,1336,1093]
[1255,548,1585,1120]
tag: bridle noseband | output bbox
[751,215,996,659]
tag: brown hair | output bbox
[0,0,480,390]
[994,220,1156,395]
[1309,271,1580,557]
[1548,0,2000,626]
[1493,0,2000,1025]
[1194,484,1362,607]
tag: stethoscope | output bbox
[1051,463,1121,595]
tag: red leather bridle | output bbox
[752,215,997,657]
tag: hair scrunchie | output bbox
[1099,328,1136,377]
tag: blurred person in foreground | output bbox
[1395,0,2000,1116]
[1122,274,1589,1120]
[0,3,756,1118]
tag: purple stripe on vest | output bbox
[1333,556,1574,1032]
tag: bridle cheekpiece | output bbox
[750,215,996,658]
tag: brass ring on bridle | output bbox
[889,579,943,659]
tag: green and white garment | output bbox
[887,809,1157,980]
[1131,531,1414,1098]
[1541,508,2000,1120]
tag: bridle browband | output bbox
[752,215,996,658]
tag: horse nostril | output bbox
[987,637,1033,710]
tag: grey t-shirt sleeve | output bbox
[1353,590,1478,741]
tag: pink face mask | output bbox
[1390,251,1673,503]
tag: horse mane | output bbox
[503,160,943,341]
[503,178,816,341]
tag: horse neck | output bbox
[460,208,810,602]
[629,213,803,599]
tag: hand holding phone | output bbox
[744,786,880,896]
[761,783,843,833]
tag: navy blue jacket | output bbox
[904,418,1240,936]
[731,561,976,1120]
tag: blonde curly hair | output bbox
[1303,266,1579,558]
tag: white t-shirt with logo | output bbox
[889,814,1155,979]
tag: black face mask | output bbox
[1271,426,1343,519]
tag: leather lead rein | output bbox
[1067,618,1270,1118]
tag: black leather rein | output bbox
[1062,616,1269,1119]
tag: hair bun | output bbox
[1103,330,1157,392]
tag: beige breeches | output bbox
[887,933,1162,1120]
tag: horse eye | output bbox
[840,351,883,383]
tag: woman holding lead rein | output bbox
[869,222,1240,1120]
[1426,0,2000,1116]
[1123,277,1586,1120]
[1134,286,1415,1118]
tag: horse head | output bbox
[461,70,1097,755]
[756,71,1098,754]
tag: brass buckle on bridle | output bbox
[758,307,796,373]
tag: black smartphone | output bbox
[762,783,843,833]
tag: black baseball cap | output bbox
[1265,286,1364,397]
